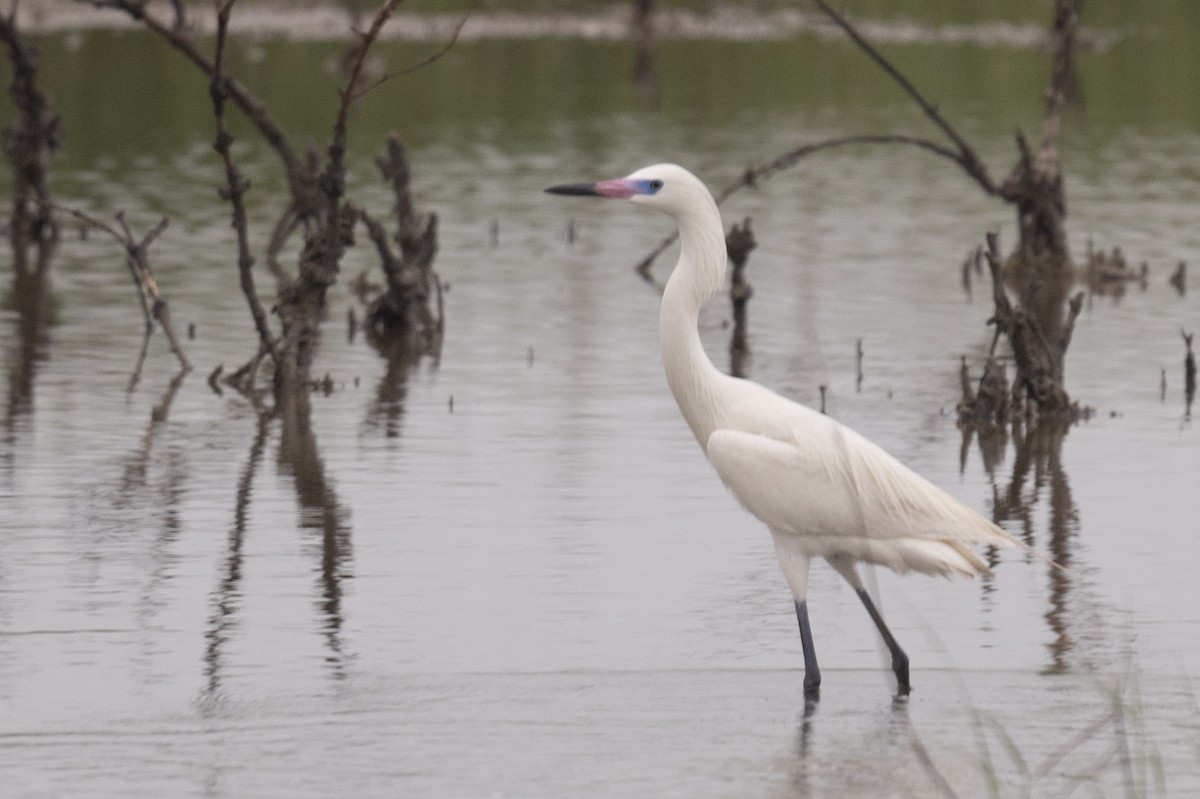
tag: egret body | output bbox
[546,164,1019,696]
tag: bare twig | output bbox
[211,0,276,364]
[1036,0,1079,179]
[61,206,191,371]
[810,0,997,194]
[351,11,469,102]
[87,0,304,193]
[263,200,300,283]
[329,0,405,184]
[636,134,965,273]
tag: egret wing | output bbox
[709,384,1018,549]
[816,420,1016,547]
[706,425,870,539]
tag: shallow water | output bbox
[2,19,1199,798]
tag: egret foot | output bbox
[854,588,911,695]
[794,600,821,697]
[893,651,911,695]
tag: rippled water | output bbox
[2,21,1199,798]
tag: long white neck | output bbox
[659,195,729,449]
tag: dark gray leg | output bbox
[794,600,821,697]
[854,588,910,694]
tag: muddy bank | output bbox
[16,0,1111,48]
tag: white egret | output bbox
[546,164,1020,696]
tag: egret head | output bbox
[545,163,711,219]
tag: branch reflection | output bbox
[277,390,353,678]
[203,387,355,702]
[113,370,192,646]
[117,369,188,495]
[202,409,270,705]
[363,329,424,440]
[2,257,55,479]
[963,417,1079,673]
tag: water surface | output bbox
[1,20,1198,797]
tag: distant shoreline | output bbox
[9,1,1102,50]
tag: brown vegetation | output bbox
[71,0,445,397]
[61,207,192,373]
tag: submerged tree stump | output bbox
[1,8,61,275]
[960,233,1086,426]
[726,217,755,377]
[958,355,1009,425]
[1184,330,1196,419]
[360,133,443,357]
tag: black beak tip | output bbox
[545,182,599,197]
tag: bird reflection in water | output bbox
[786,693,959,798]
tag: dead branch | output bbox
[351,11,469,102]
[961,232,1085,422]
[263,200,301,282]
[376,132,438,266]
[357,133,442,355]
[1169,261,1186,296]
[634,0,1032,274]
[638,0,1079,290]
[211,0,276,366]
[726,217,755,377]
[1184,329,1196,419]
[856,338,864,391]
[996,0,1078,287]
[376,133,418,249]
[636,134,967,274]
[88,0,437,395]
[62,206,191,372]
[810,0,997,195]
[87,0,327,338]
[86,0,320,214]
[1,3,61,275]
[328,0,405,191]
[958,356,1010,426]
[1036,0,1080,180]
[273,0,406,391]
[265,144,323,280]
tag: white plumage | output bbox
[547,163,1021,696]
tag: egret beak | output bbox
[545,182,600,197]
[545,179,642,199]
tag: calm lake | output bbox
[2,7,1198,797]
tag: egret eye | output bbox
[650,179,664,190]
